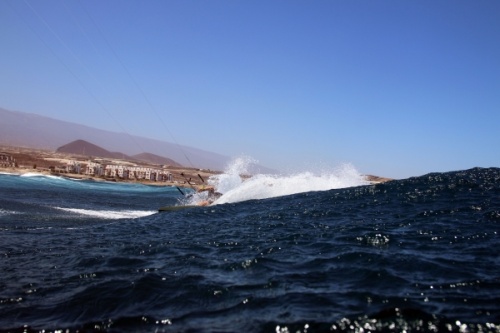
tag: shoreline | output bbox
[1,145,392,188]
[1,166,392,188]
[0,145,225,190]
[0,166,209,190]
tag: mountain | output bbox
[132,152,181,167]
[56,140,133,160]
[0,107,229,170]
[55,140,183,166]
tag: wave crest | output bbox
[187,157,369,205]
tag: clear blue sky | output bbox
[1,0,499,178]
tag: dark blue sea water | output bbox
[0,167,499,332]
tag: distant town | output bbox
[1,150,171,180]
[0,146,222,188]
[69,160,173,182]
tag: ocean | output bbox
[0,162,499,333]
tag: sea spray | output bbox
[186,157,369,205]
[208,155,256,193]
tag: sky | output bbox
[1,0,499,179]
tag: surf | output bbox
[54,207,156,219]
[184,156,369,206]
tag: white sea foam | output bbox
[21,173,62,180]
[54,207,155,219]
[0,208,20,217]
[187,156,369,205]
[0,171,18,176]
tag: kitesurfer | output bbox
[197,186,222,206]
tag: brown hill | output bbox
[56,140,133,160]
[56,140,182,166]
[132,152,182,167]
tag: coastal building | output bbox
[131,166,148,180]
[66,161,81,174]
[104,165,117,178]
[159,172,173,182]
[104,165,129,179]
[102,163,172,182]
[86,162,105,176]
[117,165,128,179]
[0,152,16,167]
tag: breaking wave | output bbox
[187,156,369,205]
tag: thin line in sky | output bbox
[79,1,195,168]
[15,0,146,154]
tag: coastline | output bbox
[0,145,222,190]
[1,145,392,189]
[0,165,217,190]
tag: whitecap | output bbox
[0,208,20,217]
[20,172,58,178]
[54,207,156,219]
[0,171,19,176]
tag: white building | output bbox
[86,162,105,176]
[103,164,172,182]
[67,161,81,174]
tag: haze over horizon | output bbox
[1,1,499,179]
